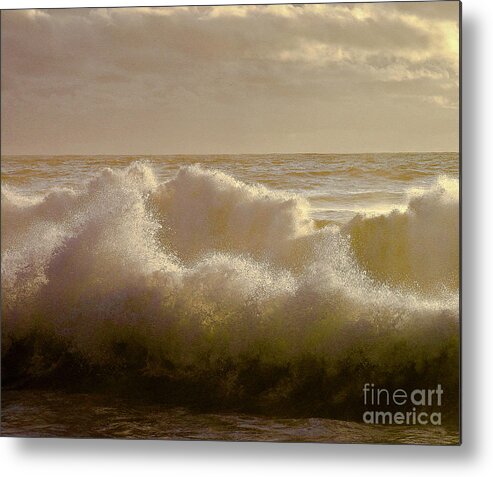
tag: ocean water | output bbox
[1,390,458,444]
[1,153,460,443]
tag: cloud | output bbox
[1,2,460,154]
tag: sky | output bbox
[1,2,460,155]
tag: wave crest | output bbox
[343,177,459,292]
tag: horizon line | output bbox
[1,150,460,157]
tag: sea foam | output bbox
[1,163,459,416]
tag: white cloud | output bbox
[1,2,460,154]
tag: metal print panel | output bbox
[0,1,461,444]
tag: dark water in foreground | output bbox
[1,390,459,444]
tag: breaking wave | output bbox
[1,163,459,418]
[343,177,459,293]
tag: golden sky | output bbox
[1,2,460,155]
